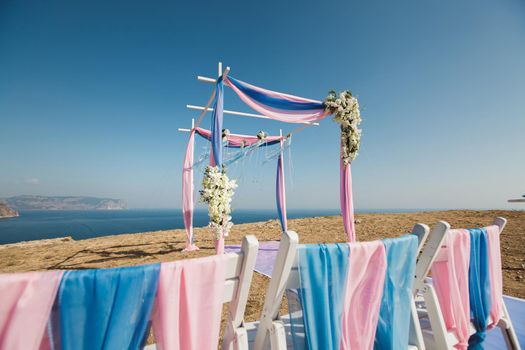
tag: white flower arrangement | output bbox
[222,128,230,141]
[324,90,362,164]
[199,165,237,240]
[256,130,267,140]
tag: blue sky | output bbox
[1,0,524,210]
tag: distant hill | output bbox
[0,203,19,218]
[4,196,127,210]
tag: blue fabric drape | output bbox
[297,244,350,350]
[468,228,492,350]
[227,76,325,111]
[276,153,286,232]
[374,235,418,350]
[210,76,224,167]
[56,264,160,350]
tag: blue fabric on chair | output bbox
[296,243,350,350]
[56,263,160,350]
[468,228,492,350]
[374,235,418,350]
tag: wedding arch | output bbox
[180,63,361,253]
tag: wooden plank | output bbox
[186,104,320,126]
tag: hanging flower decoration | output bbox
[222,128,230,141]
[199,165,237,239]
[324,91,362,165]
[256,130,267,141]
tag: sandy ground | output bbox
[1,210,524,330]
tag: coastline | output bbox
[0,210,19,220]
[0,214,19,220]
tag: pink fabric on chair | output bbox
[340,241,387,350]
[0,271,63,350]
[431,229,471,350]
[485,225,503,329]
[182,129,198,251]
[152,255,227,350]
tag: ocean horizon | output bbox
[0,208,436,245]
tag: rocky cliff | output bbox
[4,196,127,210]
[0,203,19,218]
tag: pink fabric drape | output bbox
[182,129,198,251]
[485,225,503,329]
[0,271,63,350]
[340,241,387,350]
[223,77,331,123]
[340,160,355,242]
[195,127,283,147]
[431,229,471,350]
[208,132,222,253]
[214,236,225,254]
[152,255,227,350]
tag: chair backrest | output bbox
[416,217,520,350]
[412,223,431,255]
[413,221,450,293]
[253,225,428,350]
[415,218,507,291]
[286,223,429,292]
[417,217,507,297]
[0,236,259,350]
[139,235,259,350]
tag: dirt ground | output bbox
[1,209,524,327]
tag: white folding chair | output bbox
[144,234,259,350]
[249,224,428,350]
[414,218,521,350]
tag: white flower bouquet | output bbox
[256,130,267,140]
[324,90,362,164]
[222,128,230,141]
[199,166,237,240]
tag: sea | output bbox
[0,208,420,245]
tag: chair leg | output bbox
[499,301,521,350]
[233,327,249,350]
[269,321,287,350]
[409,295,426,349]
[422,284,453,349]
